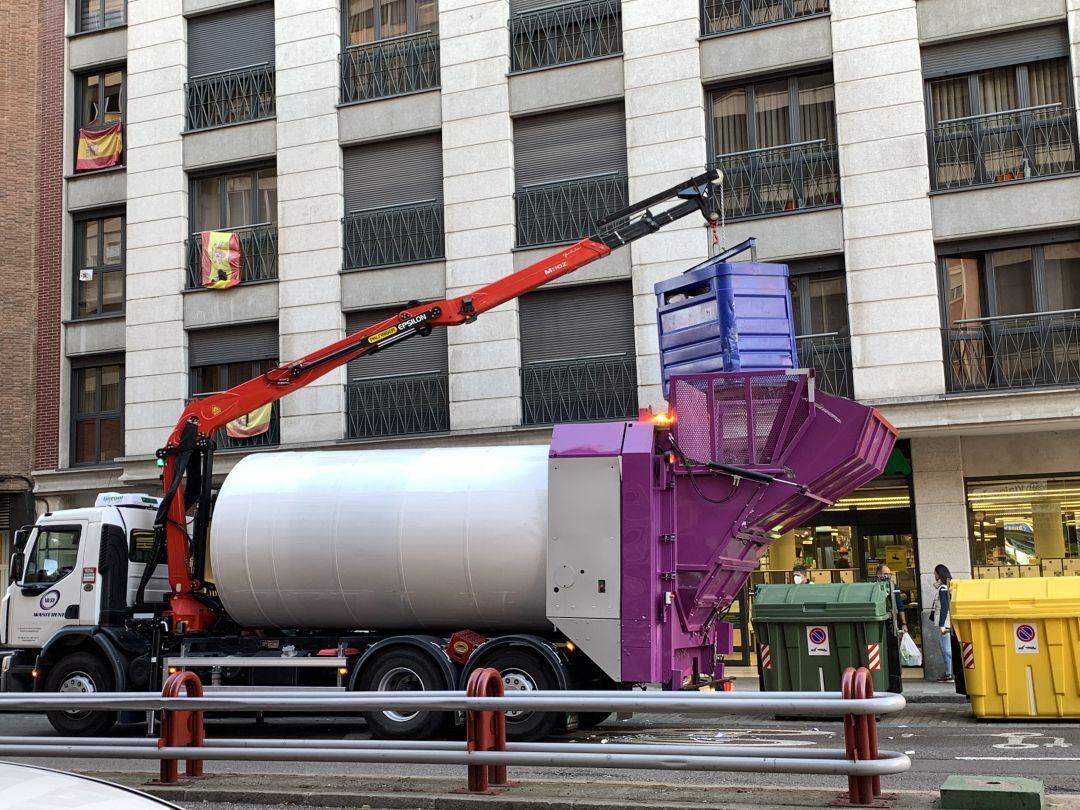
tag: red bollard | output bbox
[464,667,508,794]
[155,670,205,784]
[840,666,879,806]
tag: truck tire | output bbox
[578,712,612,729]
[474,649,558,741]
[358,648,450,740]
[44,651,117,736]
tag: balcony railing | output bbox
[516,173,628,248]
[711,139,840,220]
[185,63,275,131]
[522,354,638,426]
[343,200,444,270]
[510,0,622,73]
[188,396,280,450]
[946,309,1080,393]
[346,372,450,439]
[930,104,1078,191]
[796,332,852,399]
[340,31,440,104]
[703,0,829,35]
[185,224,279,289]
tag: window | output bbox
[23,529,81,586]
[790,272,847,338]
[78,0,124,32]
[788,259,851,397]
[193,167,277,231]
[71,360,123,466]
[192,359,277,399]
[346,0,438,44]
[75,69,125,170]
[927,58,1071,126]
[967,475,1080,569]
[74,213,124,318]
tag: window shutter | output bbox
[921,26,1068,78]
[0,495,9,532]
[346,309,448,380]
[187,3,276,77]
[511,0,569,12]
[343,134,444,213]
[519,281,635,364]
[514,102,627,187]
[188,321,279,367]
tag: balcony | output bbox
[346,372,450,439]
[702,0,829,35]
[711,139,840,220]
[521,354,638,426]
[340,31,440,104]
[343,200,444,270]
[515,173,628,249]
[930,104,1078,191]
[189,396,280,450]
[510,0,622,73]
[185,224,279,289]
[185,64,275,132]
[796,332,852,399]
[946,310,1080,393]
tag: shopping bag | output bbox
[899,631,922,667]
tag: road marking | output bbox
[984,732,1072,750]
[957,756,1080,762]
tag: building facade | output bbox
[35,0,1080,675]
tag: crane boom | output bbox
[149,168,723,632]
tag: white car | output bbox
[0,761,182,808]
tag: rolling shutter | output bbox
[511,0,570,12]
[0,496,9,532]
[514,102,627,187]
[187,3,276,77]
[921,26,1068,78]
[343,135,444,214]
[188,321,279,367]
[346,309,448,380]
[519,281,635,364]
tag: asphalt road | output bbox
[0,704,1077,807]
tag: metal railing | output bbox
[703,0,829,35]
[710,139,840,220]
[343,200,444,270]
[522,354,638,426]
[187,395,280,450]
[796,332,852,398]
[185,224,279,288]
[930,103,1078,191]
[340,30,440,104]
[185,63,275,131]
[945,309,1080,393]
[346,372,450,439]
[510,0,622,73]
[516,173,628,248]
[0,667,909,806]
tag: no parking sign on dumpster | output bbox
[1014,623,1040,654]
[807,625,830,656]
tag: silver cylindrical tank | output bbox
[209,445,551,632]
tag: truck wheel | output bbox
[358,648,450,740]
[44,652,117,736]
[476,649,558,741]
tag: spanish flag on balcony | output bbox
[200,230,241,289]
[226,404,272,439]
[76,123,123,171]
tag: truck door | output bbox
[5,523,89,648]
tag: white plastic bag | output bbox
[899,631,922,667]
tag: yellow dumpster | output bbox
[952,577,1080,719]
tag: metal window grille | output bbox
[709,140,840,220]
[339,31,440,104]
[945,309,1080,393]
[521,354,638,426]
[510,0,622,73]
[345,372,450,439]
[186,225,278,288]
[343,201,444,270]
[929,104,1078,191]
[702,0,828,35]
[185,64,275,131]
[187,394,281,450]
[795,333,851,398]
[515,174,628,248]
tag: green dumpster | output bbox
[752,581,902,694]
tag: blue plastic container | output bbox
[655,242,798,396]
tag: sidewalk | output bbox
[724,667,966,703]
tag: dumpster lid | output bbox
[752,581,892,622]
[951,576,1080,619]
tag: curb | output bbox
[902,693,967,705]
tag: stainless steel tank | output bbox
[209,445,552,631]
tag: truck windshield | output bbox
[23,529,81,585]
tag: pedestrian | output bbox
[792,564,810,584]
[878,564,908,634]
[930,564,953,682]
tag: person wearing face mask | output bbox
[792,564,810,584]
[929,564,953,682]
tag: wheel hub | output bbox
[501,669,537,720]
[377,666,424,723]
[58,671,96,718]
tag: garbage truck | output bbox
[0,171,897,740]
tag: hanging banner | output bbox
[76,123,123,171]
[225,404,272,439]
[200,230,242,289]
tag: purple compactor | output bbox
[545,370,896,689]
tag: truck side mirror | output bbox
[9,552,24,585]
[13,526,32,551]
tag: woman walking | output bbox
[931,564,953,682]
